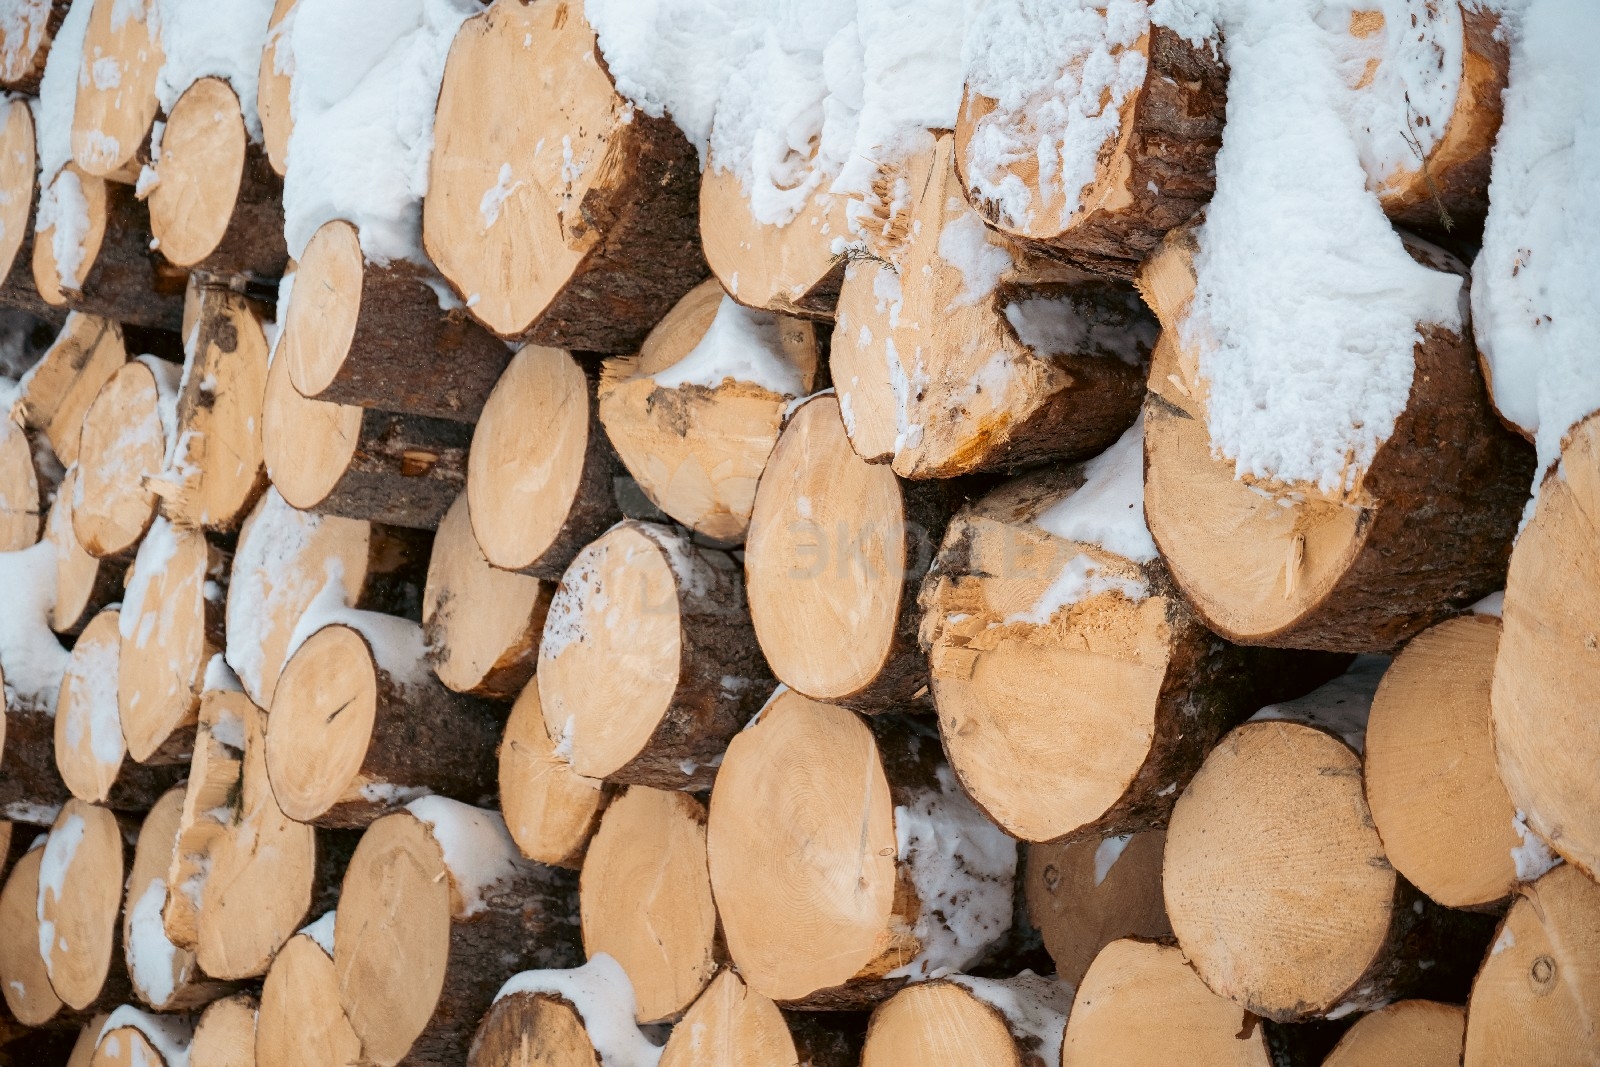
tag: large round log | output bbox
[861,975,1070,1067]
[35,799,132,1011]
[255,928,361,1067]
[423,0,705,352]
[0,842,69,1027]
[72,357,179,559]
[71,0,162,181]
[658,968,864,1067]
[537,520,771,790]
[497,679,609,870]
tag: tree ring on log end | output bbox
[146,78,247,269]
[264,624,378,823]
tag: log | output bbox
[261,342,470,530]
[89,1008,192,1067]
[1059,938,1339,1066]
[117,518,226,763]
[706,690,1017,1007]
[597,278,820,543]
[70,0,162,182]
[1323,1000,1465,1067]
[497,679,609,870]
[13,312,126,469]
[423,0,706,352]
[467,955,665,1067]
[256,0,295,178]
[861,974,1071,1067]
[151,281,270,531]
[467,344,622,578]
[745,393,957,709]
[0,0,70,94]
[335,799,582,1067]
[1491,410,1600,879]
[265,615,501,826]
[0,412,56,551]
[47,467,127,636]
[0,98,60,323]
[255,926,361,1067]
[698,163,848,320]
[1463,865,1600,1065]
[0,840,69,1027]
[1140,225,1533,651]
[35,799,133,1011]
[1025,831,1171,988]
[188,993,257,1067]
[579,786,718,1025]
[955,19,1226,278]
[34,167,187,329]
[920,436,1350,842]
[143,78,287,278]
[72,357,179,559]
[1164,665,1495,1022]
[658,968,866,1067]
[831,135,1154,478]
[53,608,133,804]
[122,787,230,1012]
[66,1014,109,1065]
[422,492,550,700]
[160,687,240,952]
[537,520,771,790]
[5,696,181,818]
[277,220,512,422]
[1366,613,1525,910]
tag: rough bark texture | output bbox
[784,1012,869,1063]
[518,108,708,353]
[55,181,186,330]
[307,828,361,921]
[406,867,583,1067]
[184,141,288,280]
[2,708,183,815]
[311,409,472,531]
[0,0,70,95]
[0,212,65,324]
[310,257,513,422]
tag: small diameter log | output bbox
[54,609,141,804]
[1463,865,1600,1065]
[1366,614,1523,909]
[707,690,1018,1008]
[256,927,361,1067]
[831,136,1153,480]
[698,162,848,319]
[0,0,70,94]
[117,518,226,763]
[422,493,550,699]
[1025,831,1171,988]
[1164,668,1493,1022]
[48,467,127,636]
[71,0,162,181]
[861,974,1071,1067]
[122,787,229,1011]
[143,78,286,277]
[261,344,470,530]
[160,689,243,952]
[34,167,187,330]
[265,615,500,826]
[598,279,820,543]
[537,520,772,790]
[335,799,582,1067]
[498,680,609,870]
[1140,225,1532,652]
[256,0,295,178]
[0,412,57,550]
[659,968,866,1067]
[920,432,1349,843]
[0,841,69,1027]
[1060,939,1330,1067]
[13,312,126,469]
[468,955,665,1067]
[423,0,705,352]
[152,282,270,531]
[72,357,180,559]
[467,343,622,578]
[278,220,512,421]
[188,992,258,1067]
[0,97,59,322]
[1492,410,1600,879]
[90,1008,193,1067]
[36,799,133,1011]
[745,393,956,709]
[1323,1000,1465,1067]
[580,787,718,1025]
[955,21,1226,277]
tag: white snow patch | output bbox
[1249,654,1390,753]
[495,954,663,1067]
[405,797,529,918]
[478,161,523,229]
[300,909,336,956]
[120,516,182,651]
[1510,810,1560,882]
[36,812,86,968]
[32,0,94,183]
[1005,552,1147,626]
[1035,417,1157,562]
[950,971,1073,1067]
[1093,834,1132,887]
[60,622,124,771]
[97,1006,193,1067]
[649,295,806,397]
[0,540,69,713]
[937,208,1010,309]
[1470,591,1505,618]
[127,877,184,1006]
[283,560,430,689]
[153,0,276,141]
[36,169,90,291]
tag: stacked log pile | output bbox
[0,0,1594,1065]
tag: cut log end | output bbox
[498,681,608,870]
[257,933,361,1067]
[861,975,1070,1067]
[71,0,163,180]
[0,98,35,288]
[1323,1000,1465,1067]
[0,845,64,1027]
[72,358,170,559]
[257,0,296,178]
[188,992,258,1067]
[698,166,846,319]
[53,609,125,804]
[36,799,125,1011]
[0,0,68,94]
[467,991,602,1067]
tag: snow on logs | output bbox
[918,429,1348,843]
[34,799,133,1012]
[1139,225,1532,652]
[277,220,512,422]
[597,279,819,544]
[744,394,955,710]
[0,0,71,95]
[1164,662,1494,1022]
[72,356,178,559]
[536,520,771,791]
[831,134,1154,479]
[467,343,622,579]
[497,679,609,870]
[88,1009,193,1067]
[706,690,1017,1008]
[255,0,294,177]
[424,0,705,353]
[656,968,865,1067]
[860,974,1070,1067]
[71,0,163,183]
[1024,830,1170,987]
[335,799,582,1067]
